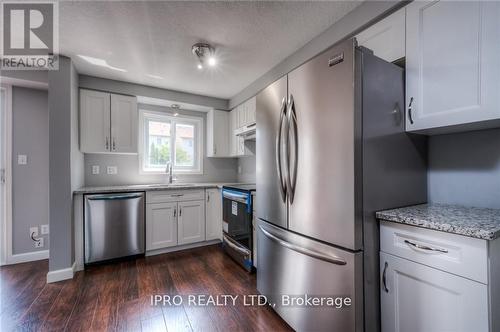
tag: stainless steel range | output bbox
[221,184,256,272]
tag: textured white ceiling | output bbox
[60,1,362,99]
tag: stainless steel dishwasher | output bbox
[84,192,145,264]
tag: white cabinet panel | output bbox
[380,252,488,332]
[205,189,222,241]
[229,110,238,156]
[247,97,257,126]
[380,221,488,283]
[406,1,500,133]
[207,109,230,157]
[178,200,205,245]
[80,89,111,153]
[146,202,178,250]
[110,94,137,153]
[356,8,405,63]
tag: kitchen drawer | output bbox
[380,221,487,283]
[146,190,204,204]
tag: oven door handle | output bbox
[223,235,251,256]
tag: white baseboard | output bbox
[146,239,221,257]
[5,250,49,265]
[47,261,76,283]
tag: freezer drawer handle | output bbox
[382,262,389,293]
[87,193,143,201]
[258,225,347,265]
[404,239,448,253]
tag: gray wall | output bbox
[229,1,403,108]
[11,87,49,255]
[428,128,500,209]
[79,75,228,110]
[237,156,256,183]
[48,56,81,271]
[84,104,238,187]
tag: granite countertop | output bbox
[74,182,255,194]
[376,204,500,241]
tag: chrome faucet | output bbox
[166,162,174,184]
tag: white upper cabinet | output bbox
[207,109,230,157]
[80,89,111,153]
[406,1,500,133]
[356,7,405,63]
[80,89,138,153]
[110,94,137,153]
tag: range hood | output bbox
[235,123,256,140]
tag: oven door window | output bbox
[223,197,251,250]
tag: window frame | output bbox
[138,110,203,175]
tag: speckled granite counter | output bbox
[376,204,500,241]
[74,183,254,194]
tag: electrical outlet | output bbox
[18,154,28,165]
[237,166,242,174]
[92,165,100,175]
[41,224,49,235]
[34,237,44,248]
[107,166,118,175]
[30,226,38,238]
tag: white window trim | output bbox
[138,110,203,175]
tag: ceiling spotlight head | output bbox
[192,42,216,69]
[208,56,217,67]
[171,104,180,111]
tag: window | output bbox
[139,111,203,174]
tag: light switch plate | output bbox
[107,166,118,175]
[92,165,100,175]
[41,224,49,235]
[18,155,27,165]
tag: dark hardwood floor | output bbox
[0,244,292,332]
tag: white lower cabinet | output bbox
[205,189,222,241]
[177,200,205,245]
[146,190,209,251]
[379,221,497,332]
[380,252,488,332]
[146,202,178,250]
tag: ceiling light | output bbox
[208,56,217,67]
[192,43,216,69]
[77,55,127,72]
[171,104,180,116]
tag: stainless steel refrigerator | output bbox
[256,38,427,332]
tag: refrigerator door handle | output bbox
[286,94,298,204]
[258,224,347,265]
[275,97,287,202]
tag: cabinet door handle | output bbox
[179,207,182,217]
[408,97,414,125]
[382,262,389,293]
[207,193,210,202]
[404,239,448,253]
[112,138,116,151]
[173,208,177,217]
[105,137,109,150]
